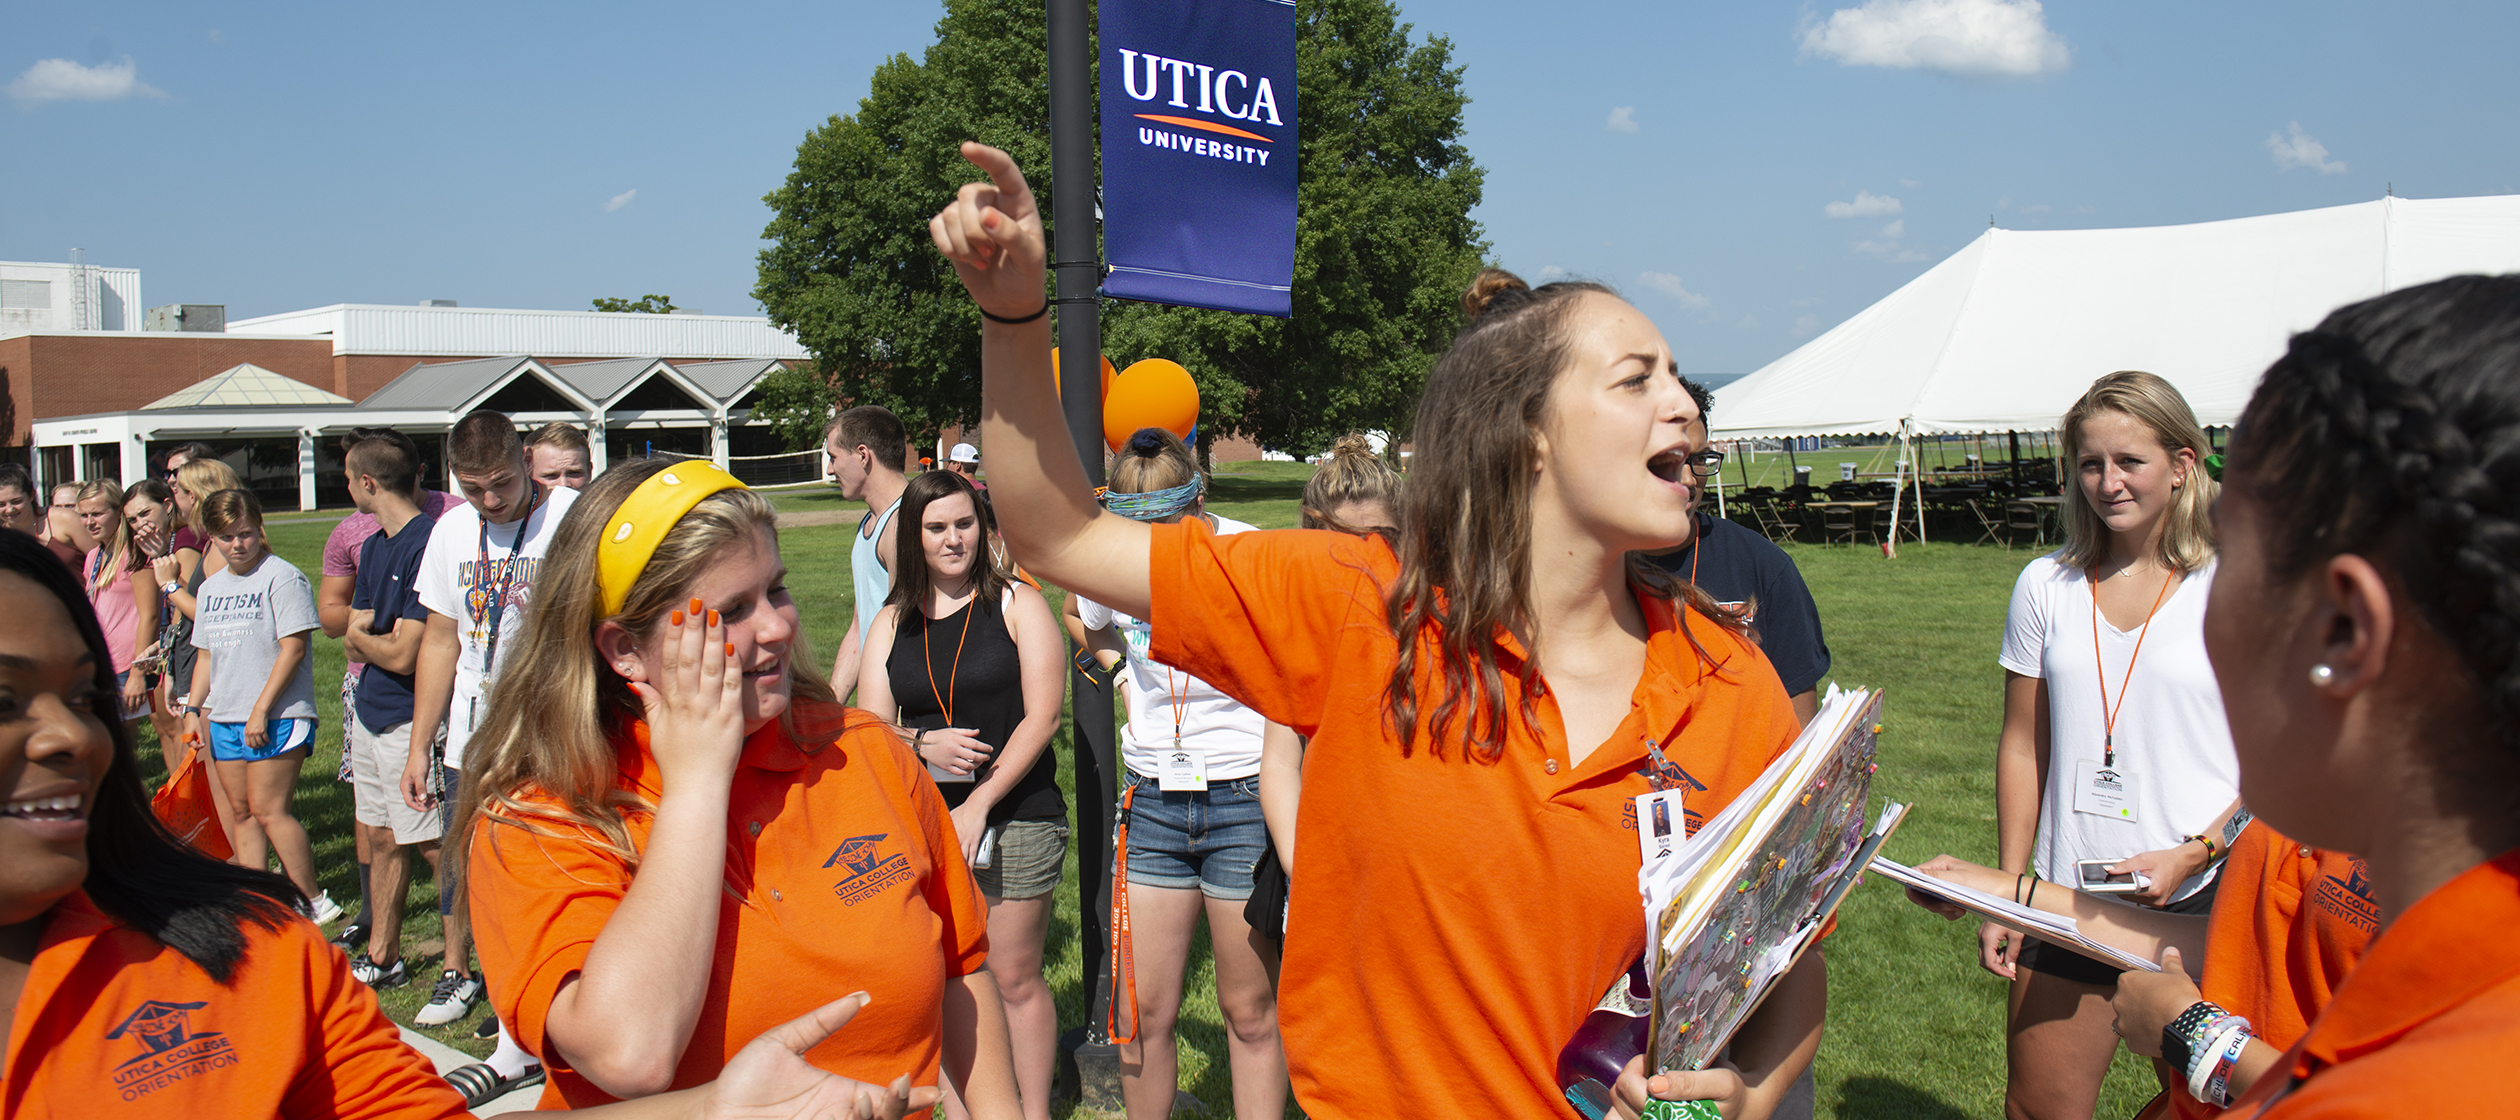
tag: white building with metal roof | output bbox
[30,353,798,510]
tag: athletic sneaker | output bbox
[474,1016,500,1040]
[303,890,346,926]
[350,955,409,990]
[330,921,368,953]
[414,970,484,1027]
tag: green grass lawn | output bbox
[132,476,2156,1117]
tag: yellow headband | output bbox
[597,462,746,616]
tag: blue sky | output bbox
[6,1,2516,374]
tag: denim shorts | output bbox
[1121,774,1267,901]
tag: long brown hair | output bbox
[886,469,1008,614]
[454,458,836,879]
[1384,269,1734,761]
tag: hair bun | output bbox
[1329,433,1375,460]
[1462,268,1531,321]
[1127,428,1170,456]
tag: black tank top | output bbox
[885,590,1066,824]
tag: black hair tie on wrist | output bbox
[979,301,1049,325]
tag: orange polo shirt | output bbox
[1149,522,1800,1120]
[2230,846,2520,1117]
[1,891,466,1119]
[2151,823,2374,1120]
[467,700,990,1109]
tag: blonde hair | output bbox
[453,458,836,883]
[2056,370,2219,572]
[174,459,244,536]
[1301,434,1403,536]
[74,479,132,593]
[1109,427,1203,495]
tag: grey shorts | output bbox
[348,719,444,846]
[974,819,1068,901]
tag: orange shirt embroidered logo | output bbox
[2312,859,2381,935]
[106,999,240,1100]
[826,833,916,906]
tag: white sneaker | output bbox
[414,970,484,1027]
[305,891,345,926]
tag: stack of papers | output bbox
[1636,685,1895,1074]
[1867,857,2160,973]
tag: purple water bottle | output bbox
[1559,959,1652,1119]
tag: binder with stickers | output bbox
[1562,686,1901,1120]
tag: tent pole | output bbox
[1910,426,1928,544]
[1884,422,1907,558]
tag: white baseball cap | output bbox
[949,442,981,464]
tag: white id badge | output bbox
[928,760,977,784]
[1159,747,1209,792]
[2071,758,2139,822]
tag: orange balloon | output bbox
[1051,348,1118,401]
[1103,359,1199,450]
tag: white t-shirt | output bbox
[416,485,578,769]
[1078,514,1268,779]
[1999,553,2239,901]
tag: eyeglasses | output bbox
[1682,450,1725,478]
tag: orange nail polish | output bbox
[707,610,720,628]
[689,597,703,615]
[725,642,736,657]
[670,610,684,626]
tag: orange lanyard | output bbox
[2089,564,2178,768]
[922,591,977,725]
[1107,782,1141,1045]
[1165,665,1189,748]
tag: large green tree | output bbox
[756,0,1485,455]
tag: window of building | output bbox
[1,280,52,310]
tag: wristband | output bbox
[2189,1023,2248,1102]
[161,581,183,596]
[978,301,1049,325]
[2204,1028,2249,1107]
[911,727,928,758]
[2184,833,2220,863]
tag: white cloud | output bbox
[604,188,638,212]
[1899,178,1922,188]
[1793,313,1823,337]
[1535,265,1571,284]
[1852,219,1929,262]
[1606,106,1638,133]
[6,57,164,103]
[1637,271,1711,308]
[1800,0,2069,78]
[2018,203,2051,214]
[2267,122,2348,175]
[1824,190,1903,219]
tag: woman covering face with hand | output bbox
[854,467,1067,1120]
[928,143,1818,1120]
[457,459,1017,1117]
[0,530,949,1120]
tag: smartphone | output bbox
[973,824,1003,870]
[2076,858,2150,894]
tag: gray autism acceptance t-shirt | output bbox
[190,554,321,723]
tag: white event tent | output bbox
[1709,194,2520,541]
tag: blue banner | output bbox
[1099,0,1298,317]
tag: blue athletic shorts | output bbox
[1121,774,1267,901]
[207,717,318,762]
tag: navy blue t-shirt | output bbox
[351,512,436,732]
[1647,512,1832,696]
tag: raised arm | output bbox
[931,142,1152,618]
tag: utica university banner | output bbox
[1099,0,1297,317]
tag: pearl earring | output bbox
[2309,663,2336,687]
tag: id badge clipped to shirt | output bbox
[2071,758,2140,822]
[928,756,977,785]
[1159,746,1209,792]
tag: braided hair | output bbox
[2231,273,2520,781]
